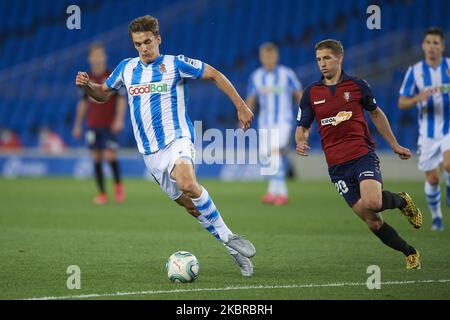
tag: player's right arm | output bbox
[295,86,314,156]
[75,72,113,103]
[72,98,88,139]
[398,65,430,109]
[398,90,431,109]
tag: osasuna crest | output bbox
[343,92,351,102]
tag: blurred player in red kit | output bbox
[73,43,127,204]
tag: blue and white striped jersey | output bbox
[399,58,450,139]
[105,54,204,154]
[247,65,302,128]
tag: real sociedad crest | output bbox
[343,91,351,102]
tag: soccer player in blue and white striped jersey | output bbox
[246,43,303,206]
[75,15,256,276]
[399,27,450,231]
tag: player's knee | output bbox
[444,163,450,174]
[176,199,198,216]
[363,198,382,212]
[177,179,200,197]
[426,175,440,186]
[366,218,383,231]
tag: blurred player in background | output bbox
[246,43,303,206]
[399,27,449,231]
[296,39,422,270]
[73,43,127,205]
[75,16,256,276]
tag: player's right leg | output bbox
[86,129,107,204]
[418,137,444,230]
[259,129,277,204]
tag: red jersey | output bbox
[297,72,377,167]
[85,71,120,129]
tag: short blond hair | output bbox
[315,39,344,56]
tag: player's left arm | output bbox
[111,91,127,134]
[201,64,253,130]
[368,107,411,160]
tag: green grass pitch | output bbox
[0,178,449,300]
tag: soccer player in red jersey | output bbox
[295,39,422,270]
[73,43,127,204]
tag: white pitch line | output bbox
[25,279,450,300]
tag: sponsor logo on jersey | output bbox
[359,170,374,178]
[313,99,326,105]
[424,84,450,94]
[180,55,199,68]
[261,86,284,95]
[296,108,302,121]
[320,111,353,126]
[128,82,168,96]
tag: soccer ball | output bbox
[166,251,200,283]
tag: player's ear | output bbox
[157,35,162,45]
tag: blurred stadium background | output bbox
[0,0,448,179]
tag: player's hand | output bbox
[237,104,253,130]
[416,89,431,103]
[392,144,411,160]
[296,141,310,156]
[76,72,90,88]
[111,119,124,134]
[72,126,82,139]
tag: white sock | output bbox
[268,178,277,194]
[192,186,232,242]
[276,179,288,197]
[424,182,443,219]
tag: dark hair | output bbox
[128,15,160,38]
[88,42,105,55]
[424,27,445,42]
[315,39,344,56]
[259,42,279,53]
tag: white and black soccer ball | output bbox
[166,251,200,283]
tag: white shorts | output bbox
[259,125,292,158]
[417,134,450,171]
[143,137,196,200]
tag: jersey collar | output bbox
[318,70,351,85]
[139,54,164,67]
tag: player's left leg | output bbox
[174,194,253,276]
[354,180,420,269]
